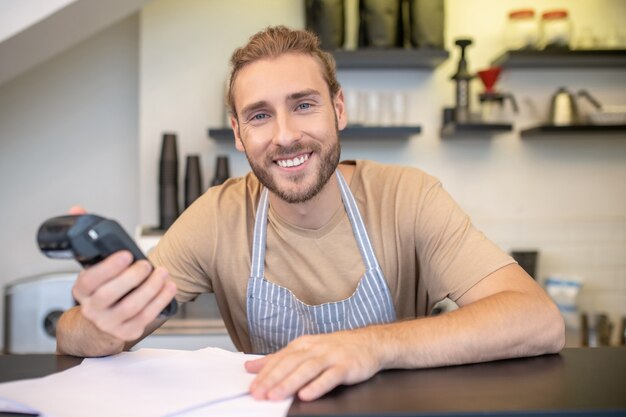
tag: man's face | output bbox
[230,53,347,204]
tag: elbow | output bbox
[545,300,566,354]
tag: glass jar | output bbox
[539,9,572,49]
[505,9,539,50]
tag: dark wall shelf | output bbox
[441,122,513,138]
[330,48,449,69]
[491,49,626,69]
[521,124,626,137]
[339,125,421,137]
[208,125,421,141]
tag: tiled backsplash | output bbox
[478,218,626,344]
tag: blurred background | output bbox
[0,0,624,352]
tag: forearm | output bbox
[56,306,125,357]
[375,290,565,370]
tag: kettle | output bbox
[549,87,580,126]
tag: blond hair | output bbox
[227,26,340,119]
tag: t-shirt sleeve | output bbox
[414,179,514,303]
[148,199,215,303]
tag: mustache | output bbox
[269,142,321,159]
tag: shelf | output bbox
[208,126,421,140]
[337,125,421,137]
[521,124,626,137]
[330,48,449,69]
[491,49,626,69]
[441,122,513,138]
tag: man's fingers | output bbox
[248,332,382,402]
[115,280,178,341]
[73,251,134,301]
[250,353,306,399]
[265,358,328,400]
[245,355,269,373]
[68,205,87,215]
[110,267,171,320]
[88,270,177,341]
[90,260,153,311]
[297,366,345,401]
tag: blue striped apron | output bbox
[246,170,397,354]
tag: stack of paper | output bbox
[0,347,292,417]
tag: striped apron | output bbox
[246,170,397,354]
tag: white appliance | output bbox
[4,272,78,354]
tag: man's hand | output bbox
[245,329,383,402]
[73,250,177,342]
[56,205,177,356]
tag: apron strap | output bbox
[335,170,382,272]
[251,188,269,278]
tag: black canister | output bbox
[409,0,445,49]
[184,155,203,209]
[305,0,345,50]
[159,133,179,230]
[211,155,231,187]
[361,0,403,48]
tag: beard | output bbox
[244,131,341,204]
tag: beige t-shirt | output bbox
[149,160,514,353]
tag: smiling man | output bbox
[56,26,565,403]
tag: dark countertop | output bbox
[1,347,625,416]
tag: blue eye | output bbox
[297,103,311,110]
[251,113,268,121]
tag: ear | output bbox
[333,89,348,131]
[230,115,245,152]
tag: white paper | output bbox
[0,397,40,415]
[173,393,292,417]
[0,347,292,417]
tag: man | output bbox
[57,26,565,402]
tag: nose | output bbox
[272,110,300,147]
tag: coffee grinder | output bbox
[450,38,474,123]
[477,67,519,123]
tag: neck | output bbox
[269,164,353,229]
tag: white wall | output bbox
[0,0,151,87]
[0,0,74,42]
[139,0,626,340]
[0,15,140,349]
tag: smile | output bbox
[275,153,310,168]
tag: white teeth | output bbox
[277,154,308,168]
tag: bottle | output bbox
[211,156,230,186]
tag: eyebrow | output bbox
[287,89,322,101]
